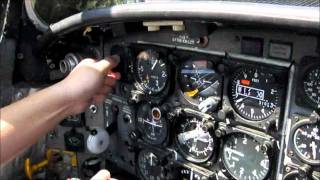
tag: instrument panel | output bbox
[45,32,319,180]
[101,43,292,180]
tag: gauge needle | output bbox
[144,119,163,127]
[151,60,158,70]
[310,141,317,160]
[150,153,153,166]
[225,147,245,157]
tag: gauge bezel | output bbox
[177,59,222,106]
[283,170,311,180]
[175,116,216,164]
[25,0,49,32]
[136,104,169,146]
[298,59,320,110]
[136,149,163,180]
[221,133,271,180]
[228,66,280,121]
[223,61,286,131]
[290,118,320,165]
[134,49,170,96]
[217,123,274,180]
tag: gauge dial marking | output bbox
[293,123,320,164]
[230,67,280,121]
[176,117,215,163]
[137,104,168,145]
[222,133,271,180]
[179,60,221,103]
[303,65,320,109]
[136,50,168,95]
[138,150,162,180]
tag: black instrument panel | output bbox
[103,43,292,180]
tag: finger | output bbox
[90,169,111,180]
[98,86,112,94]
[92,94,107,104]
[107,71,121,80]
[80,58,96,65]
[94,55,120,73]
[104,77,117,87]
[70,58,96,73]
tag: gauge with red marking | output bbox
[293,123,320,165]
[229,67,280,121]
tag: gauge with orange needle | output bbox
[178,59,221,102]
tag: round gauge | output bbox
[293,123,320,165]
[137,150,162,180]
[303,65,320,109]
[283,171,311,180]
[176,117,215,163]
[222,133,270,180]
[179,60,221,102]
[137,104,168,145]
[229,67,280,121]
[136,50,169,95]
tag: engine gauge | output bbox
[136,49,168,95]
[303,65,320,109]
[137,104,168,145]
[137,150,162,180]
[293,123,320,165]
[176,117,215,163]
[179,60,221,102]
[222,133,270,180]
[229,67,280,121]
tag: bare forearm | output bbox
[0,56,120,166]
[0,82,73,165]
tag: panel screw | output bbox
[89,105,97,114]
[288,151,294,157]
[285,166,291,172]
[17,53,24,60]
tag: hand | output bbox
[59,55,120,115]
[90,169,111,180]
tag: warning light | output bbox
[240,79,250,86]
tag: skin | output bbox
[0,56,121,179]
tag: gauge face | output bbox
[137,150,162,180]
[136,50,168,95]
[222,134,270,180]
[137,104,168,145]
[179,60,221,102]
[293,123,320,164]
[176,117,215,163]
[230,67,280,121]
[303,66,320,109]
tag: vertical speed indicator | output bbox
[229,67,280,121]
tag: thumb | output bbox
[94,55,120,73]
[90,169,111,180]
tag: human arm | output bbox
[0,56,120,165]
